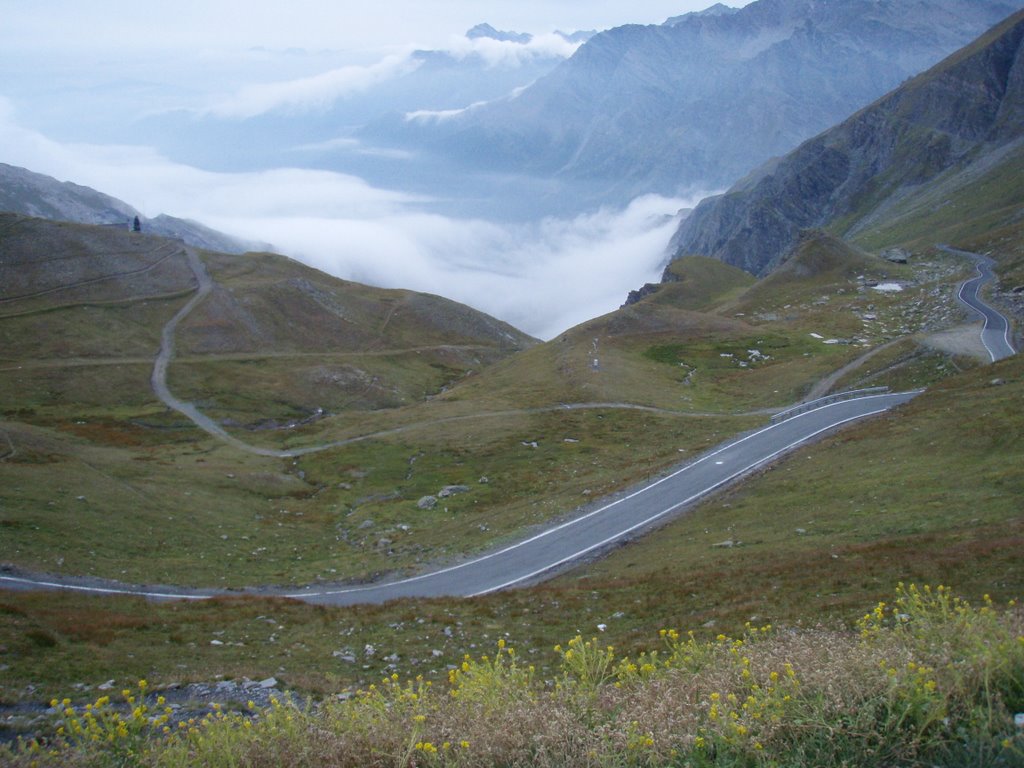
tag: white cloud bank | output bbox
[445,31,583,66]
[201,31,581,120]
[205,54,423,119]
[210,195,689,339]
[0,107,693,339]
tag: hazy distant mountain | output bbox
[137,27,589,178]
[665,3,740,24]
[668,9,1024,276]
[465,24,595,45]
[366,0,1024,205]
[0,163,264,254]
[466,23,533,44]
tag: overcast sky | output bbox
[1,1,751,54]
[0,1,751,338]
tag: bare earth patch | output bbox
[921,324,990,360]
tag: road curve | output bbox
[939,245,1017,362]
[0,389,921,605]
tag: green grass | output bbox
[1,353,1020,712]
[2,209,1021,749]
[846,142,1024,256]
[0,406,756,587]
[656,256,757,311]
[570,351,1024,628]
[0,300,176,362]
[164,350,484,425]
[0,214,998,591]
[640,332,851,408]
[832,339,965,393]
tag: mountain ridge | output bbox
[667,8,1024,276]
[0,163,266,255]
[365,0,1024,205]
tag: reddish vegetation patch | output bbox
[44,608,152,646]
[59,420,153,448]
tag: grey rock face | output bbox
[669,9,1024,276]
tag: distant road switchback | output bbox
[939,245,1017,362]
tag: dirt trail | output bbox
[147,251,770,458]
[0,429,15,461]
[921,324,992,361]
[154,248,1000,458]
[803,339,903,401]
[148,249,295,457]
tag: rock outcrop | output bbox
[668,8,1024,276]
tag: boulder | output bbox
[882,247,910,264]
[438,485,470,498]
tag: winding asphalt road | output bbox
[1,390,920,604]
[286,391,923,605]
[940,245,1017,361]
[0,243,1017,605]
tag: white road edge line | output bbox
[958,269,998,363]
[0,575,208,600]
[469,406,893,595]
[284,392,917,598]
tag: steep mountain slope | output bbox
[669,9,1024,276]
[367,0,1023,204]
[0,163,263,254]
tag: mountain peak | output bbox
[665,3,741,25]
[391,0,1024,208]
[466,23,533,44]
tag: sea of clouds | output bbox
[0,97,697,339]
[0,18,711,341]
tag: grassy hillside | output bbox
[1,354,1021,763]
[655,256,756,311]
[572,350,1024,630]
[2,14,1023,761]
[4,215,615,587]
[1,190,1019,761]
[845,142,1024,253]
[0,212,992,590]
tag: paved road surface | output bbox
[940,245,1017,361]
[285,391,920,604]
[0,390,920,605]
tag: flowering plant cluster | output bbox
[5,585,1022,767]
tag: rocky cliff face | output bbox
[668,9,1024,276]
[369,0,1024,204]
